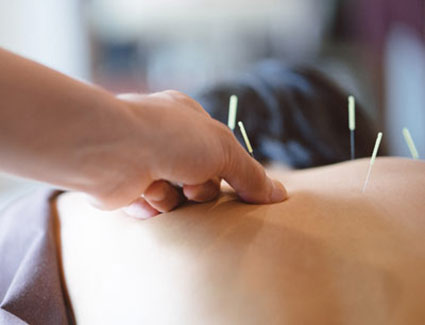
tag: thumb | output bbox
[221,140,288,204]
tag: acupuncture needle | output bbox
[362,132,383,193]
[402,127,420,159]
[238,121,254,158]
[348,95,356,160]
[227,95,238,132]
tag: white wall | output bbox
[0,0,90,79]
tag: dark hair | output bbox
[196,61,386,168]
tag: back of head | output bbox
[196,60,386,168]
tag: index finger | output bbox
[220,137,287,204]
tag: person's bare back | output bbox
[56,157,425,325]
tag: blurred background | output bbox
[0,0,424,209]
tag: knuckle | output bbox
[163,90,188,101]
[191,183,218,202]
[157,200,175,213]
[163,89,180,96]
[144,180,169,201]
[193,187,210,201]
[145,181,184,212]
[159,192,181,212]
[164,90,207,114]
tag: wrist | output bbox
[72,94,142,194]
[79,94,156,208]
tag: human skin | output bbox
[56,157,425,325]
[0,48,286,215]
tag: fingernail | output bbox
[270,179,288,203]
[122,203,158,220]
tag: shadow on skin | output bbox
[134,190,402,324]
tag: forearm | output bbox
[0,48,139,195]
[0,48,286,211]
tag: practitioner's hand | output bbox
[0,49,285,217]
[122,178,221,219]
[91,91,287,217]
